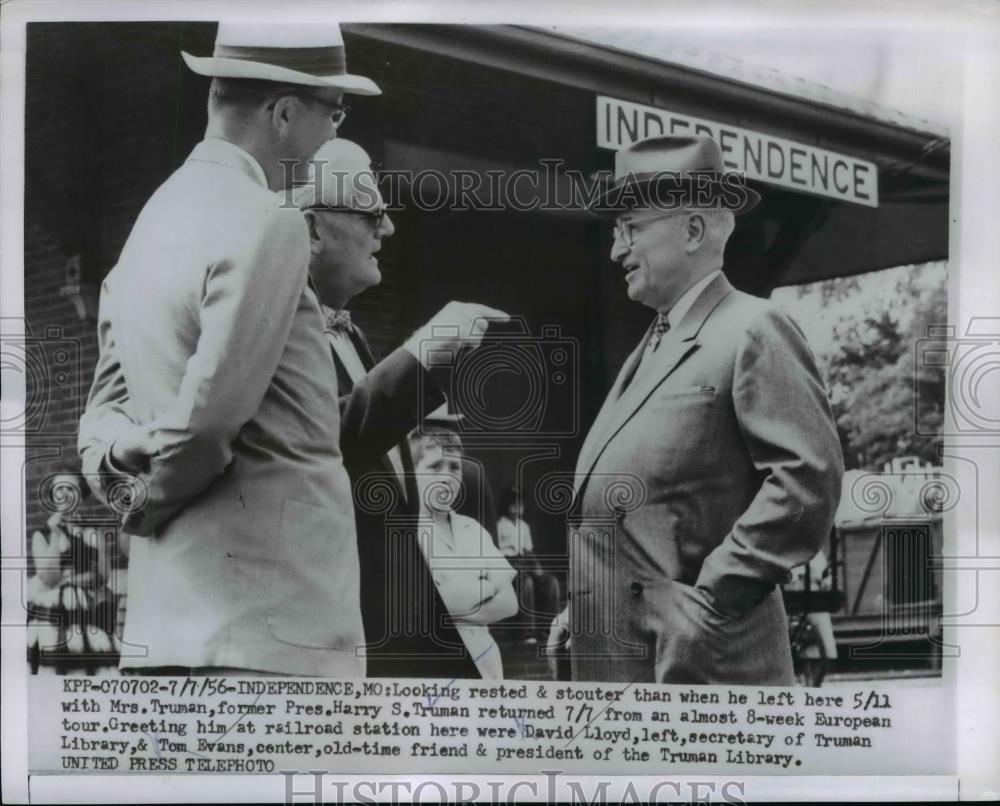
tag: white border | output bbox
[950,10,1000,801]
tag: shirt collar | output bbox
[664,269,722,330]
[187,138,269,189]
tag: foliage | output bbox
[809,264,947,471]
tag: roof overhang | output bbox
[345,23,949,287]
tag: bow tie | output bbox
[323,306,353,333]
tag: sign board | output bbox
[597,96,878,208]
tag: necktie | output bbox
[645,313,670,355]
[622,313,671,393]
[322,306,353,334]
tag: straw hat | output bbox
[182,22,380,96]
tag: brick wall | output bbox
[23,23,212,538]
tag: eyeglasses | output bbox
[308,205,387,230]
[291,93,350,127]
[613,210,690,248]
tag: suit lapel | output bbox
[572,327,651,495]
[327,330,409,504]
[349,330,417,506]
[571,273,735,502]
[348,327,376,370]
[399,432,419,510]
[331,343,355,397]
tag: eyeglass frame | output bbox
[307,205,388,230]
[287,92,351,127]
[612,210,694,248]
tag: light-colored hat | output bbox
[591,135,760,215]
[291,139,385,211]
[182,22,380,96]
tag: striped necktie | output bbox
[645,313,670,355]
[622,313,671,393]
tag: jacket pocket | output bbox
[658,385,716,397]
[670,580,738,626]
[267,498,360,649]
[646,386,717,412]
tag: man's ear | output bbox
[303,210,324,255]
[269,95,297,138]
[684,212,707,254]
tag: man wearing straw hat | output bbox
[289,138,507,678]
[550,135,843,685]
[78,24,382,676]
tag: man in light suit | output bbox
[290,139,506,678]
[77,24,382,676]
[550,135,844,685]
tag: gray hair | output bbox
[692,207,735,259]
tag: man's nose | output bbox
[379,212,395,238]
[610,232,629,262]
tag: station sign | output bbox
[597,96,878,207]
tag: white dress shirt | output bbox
[664,269,722,331]
[418,512,515,680]
[634,269,724,377]
[496,515,534,556]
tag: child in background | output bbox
[497,486,562,644]
[408,425,517,679]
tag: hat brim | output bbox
[181,52,381,95]
[589,174,761,217]
[423,413,464,424]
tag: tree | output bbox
[823,266,946,470]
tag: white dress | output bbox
[418,512,516,679]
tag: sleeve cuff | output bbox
[102,443,131,476]
[402,335,459,369]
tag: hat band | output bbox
[615,169,726,184]
[212,44,347,77]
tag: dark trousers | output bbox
[510,553,561,637]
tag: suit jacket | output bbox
[78,139,363,676]
[330,327,480,679]
[569,273,843,685]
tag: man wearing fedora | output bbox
[78,25,384,676]
[289,139,506,678]
[550,135,843,685]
